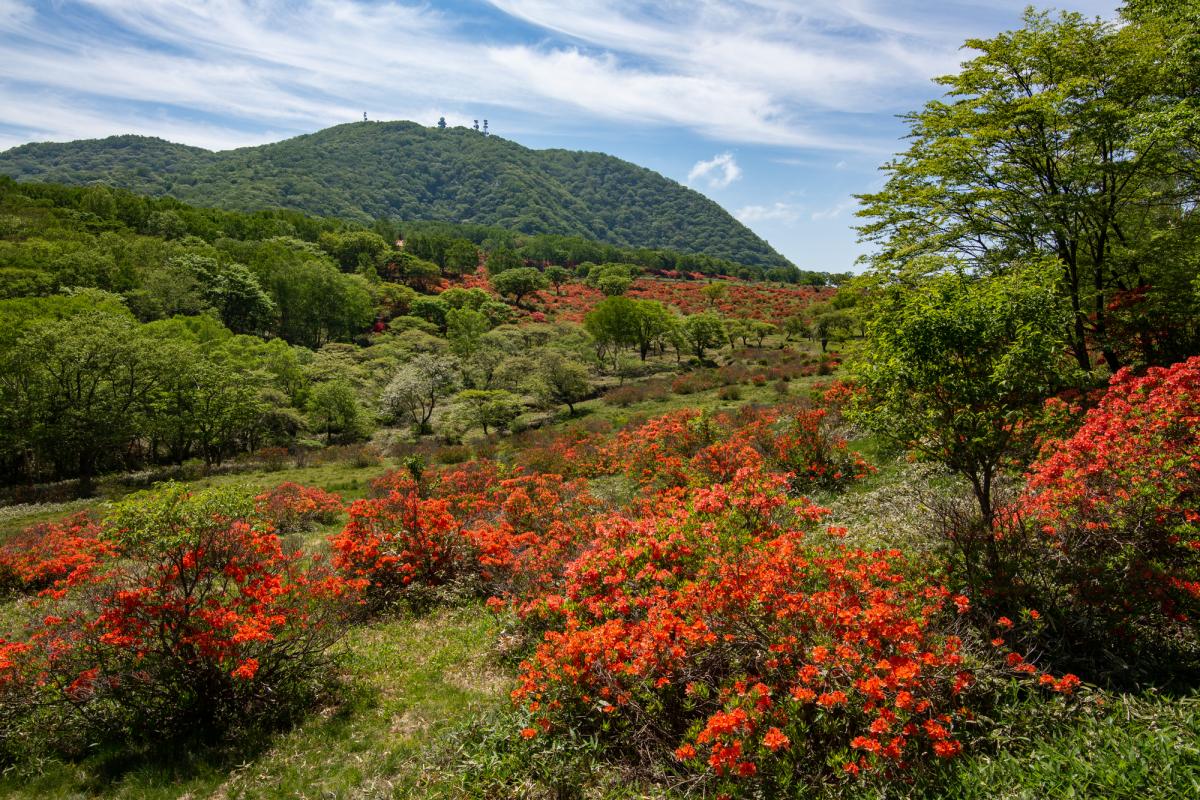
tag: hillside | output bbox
[0,121,792,269]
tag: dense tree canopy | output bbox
[853,263,1077,527]
[857,8,1200,372]
[0,122,794,269]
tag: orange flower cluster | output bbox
[324,404,964,790]
[0,513,113,595]
[626,278,830,322]
[0,484,359,742]
[331,465,596,610]
[442,271,829,325]
[1022,356,1200,638]
[507,455,971,790]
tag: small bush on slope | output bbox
[0,484,358,758]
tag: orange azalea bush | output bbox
[1,485,359,748]
[254,481,343,533]
[507,462,977,792]
[332,463,596,610]
[331,475,470,607]
[0,512,112,594]
[1018,356,1200,668]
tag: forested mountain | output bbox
[0,121,792,269]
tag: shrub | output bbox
[717,384,742,401]
[256,446,292,471]
[509,466,977,794]
[435,443,474,465]
[603,384,646,407]
[671,370,720,395]
[1017,357,1200,674]
[331,476,472,608]
[770,407,874,492]
[8,485,357,747]
[642,378,672,402]
[716,363,750,385]
[255,482,343,534]
[0,513,110,594]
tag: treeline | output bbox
[0,179,841,489]
[383,220,843,285]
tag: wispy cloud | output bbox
[811,199,858,221]
[0,0,1119,153]
[736,202,801,225]
[0,0,1123,270]
[688,152,742,189]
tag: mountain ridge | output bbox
[0,121,792,269]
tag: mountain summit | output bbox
[0,121,790,269]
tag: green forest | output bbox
[0,177,836,492]
[0,121,793,269]
[0,2,1199,799]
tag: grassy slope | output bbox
[2,342,1198,798]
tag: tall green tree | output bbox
[530,352,591,415]
[491,268,548,307]
[852,263,1077,531]
[680,313,726,362]
[4,310,160,490]
[443,240,479,276]
[446,307,490,359]
[857,9,1200,372]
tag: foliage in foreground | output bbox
[0,484,358,759]
[1014,356,1200,679]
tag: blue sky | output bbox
[0,0,1121,272]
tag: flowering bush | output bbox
[508,464,976,793]
[3,485,357,747]
[1019,357,1200,670]
[335,463,597,612]
[0,513,112,594]
[769,407,874,492]
[520,276,829,325]
[255,481,343,533]
[469,472,596,615]
[331,476,469,607]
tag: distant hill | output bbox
[0,121,792,269]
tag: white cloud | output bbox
[736,202,801,225]
[0,0,1116,154]
[811,199,858,221]
[688,152,742,189]
[0,2,30,32]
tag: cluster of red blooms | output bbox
[438,271,829,325]
[501,428,967,789]
[254,481,344,533]
[608,404,873,494]
[329,462,597,610]
[627,278,830,322]
[1021,356,1200,635]
[322,400,1013,788]
[985,613,1081,695]
[0,512,112,594]
[0,483,358,743]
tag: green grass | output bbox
[931,692,1200,800]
